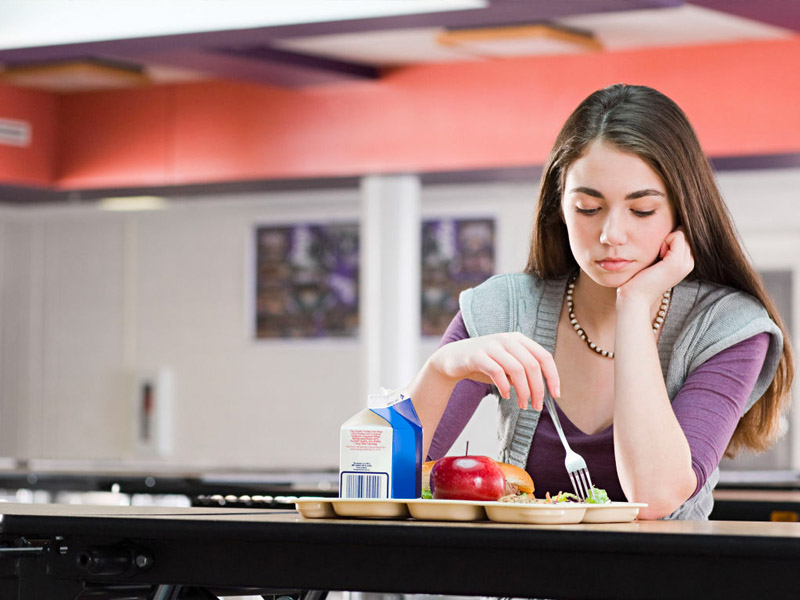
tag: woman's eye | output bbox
[575,207,599,215]
[632,209,656,217]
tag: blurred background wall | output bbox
[0,1,797,472]
[0,170,796,469]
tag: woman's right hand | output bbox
[427,332,560,410]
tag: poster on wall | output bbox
[421,218,496,336]
[255,223,359,339]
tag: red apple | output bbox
[429,455,506,501]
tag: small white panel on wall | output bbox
[132,368,173,458]
[0,118,31,147]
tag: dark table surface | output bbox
[2,503,800,600]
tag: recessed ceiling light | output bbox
[437,23,602,56]
[0,59,148,92]
[99,196,166,211]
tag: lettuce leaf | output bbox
[586,486,610,504]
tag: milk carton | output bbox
[339,392,422,499]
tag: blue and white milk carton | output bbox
[339,392,422,499]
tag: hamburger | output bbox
[421,458,534,500]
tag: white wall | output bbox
[0,171,796,469]
[0,211,44,458]
[0,191,366,468]
[0,182,538,469]
[717,169,800,469]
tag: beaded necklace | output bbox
[566,272,671,359]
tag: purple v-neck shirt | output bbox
[428,311,770,501]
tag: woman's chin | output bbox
[583,265,638,288]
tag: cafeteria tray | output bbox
[295,497,646,524]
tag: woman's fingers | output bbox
[659,239,669,259]
[504,340,545,409]
[484,334,559,410]
[479,348,533,409]
[514,333,561,401]
[467,353,515,400]
[435,332,560,411]
[661,229,694,277]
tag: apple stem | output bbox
[465,441,470,456]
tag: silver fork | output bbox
[543,394,594,500]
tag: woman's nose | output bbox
[600,214,627,245]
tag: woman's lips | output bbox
[596,259,632,272]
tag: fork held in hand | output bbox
[543,395,594,501]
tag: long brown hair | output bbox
[526,83,794,456]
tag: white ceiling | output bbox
[0,0,485,50]
[275,5,793,65]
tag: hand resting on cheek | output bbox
[618,228,695,306]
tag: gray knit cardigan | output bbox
[459,273,783,520]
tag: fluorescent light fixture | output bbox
[437,23,603,56]
[0,1,486,50]
[0,59,149,92]
[99,196,166,211]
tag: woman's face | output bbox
[561,139,676,288]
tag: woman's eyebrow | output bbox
[569,186,665,200]
[569,186,604,198]
[625,188,666,200]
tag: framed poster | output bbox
[254,222,359,339]
[421,218,495,336]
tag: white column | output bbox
[360,174,421,399]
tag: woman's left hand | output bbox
[617,228,694,305]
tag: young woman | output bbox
[408,84,794,520]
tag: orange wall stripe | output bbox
[10,37,800,191]
[0,85,57,187]
[56,86,173,188]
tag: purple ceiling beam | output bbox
[689,0,800,33]
[118,45,378,87]
[211,46,378,84]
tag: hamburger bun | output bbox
[497,462,534,494]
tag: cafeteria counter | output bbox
[0,458,339,507]
[711,469,800,521]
